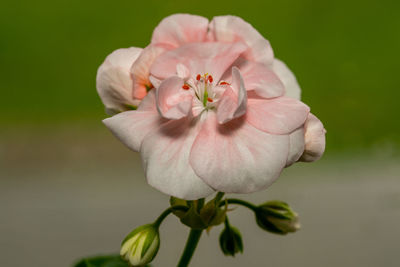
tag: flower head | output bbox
[97,14,326,200]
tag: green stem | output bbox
[219,198,258,212]
[224,215,231,228]
[177,229,203,267]
[154,205,188,228]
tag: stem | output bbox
[219,198,258,212]
[224,215,231,228]
[154,205,188,228]
[177,229,203,267]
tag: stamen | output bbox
[196,74,201,81]
[208,75,213,83]
[207,97,213,102]
[182,84,190,90]
[219,81,230,86]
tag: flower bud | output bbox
[219,224,243,257]
[255,201,300,235]
[120,224,160,266]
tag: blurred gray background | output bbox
[1,125,399,266]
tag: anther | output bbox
[208,75,213,83]
[207,97,213,102]
[196,74,201,81]
[219,81,230,86]
[182,84,190,90]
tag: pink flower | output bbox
[96,14,326,200]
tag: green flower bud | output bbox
[255,200,300,235]
[219,224,243,257]
[120,224,160,266]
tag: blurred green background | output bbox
[1,0,399,152]
[1,1,400,267]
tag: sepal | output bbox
[169,194,227,229]
[170,197,188,219]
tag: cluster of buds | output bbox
[118,197,299,266]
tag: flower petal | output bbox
[286,127,305,167]
[149,76,162,89]
[156,76,193,120]
[272,59,301,100]
[246,96,310,135]
[131,44,167,98]
[190,111,289,193]
[209,15,274,65]
[176,63,190,80]
[141,116,215,200]
[300,113,326,162]
[221,58,284,98]
[103,90,163,152]
[217,67,247,124]
[96,47,142,113]
[150,42,247,82]
[137,89,158,112]
[151,14,209,48]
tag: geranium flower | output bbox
[96,14,326,200]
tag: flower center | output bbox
[181,73,230,109]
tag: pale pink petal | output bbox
[246,96,310,135]
[209,15,274,65]
[149,76,162,88]
[137,89,157,111]
[156,76,193,120]
[103,91,163,152]
[191,100,205,117]
[272,59,301,100]
[300,113,326,162]
[217,67,247,124]
[216,88,238,123]
[221,58,284,98]
[96,47,142,113]
[190,111,289,193]
[141,115,214,200]
[131,44,167,99]
[176,63,190,80]
[286,127,305,167]
[151,14,209,48]
[150,42,247,82]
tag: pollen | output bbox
[219,81,230,86]
[182,84,190,90]
[207,97,213,102]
